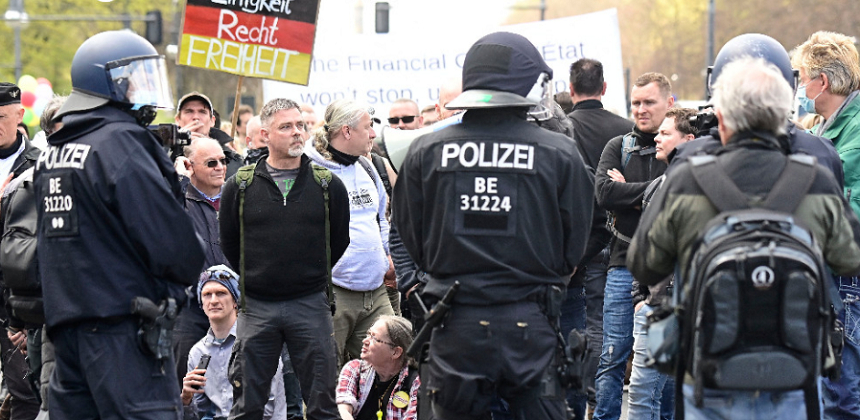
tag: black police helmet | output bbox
[707,33,797,99]
[447,32,553,110]
[57,30,174,119]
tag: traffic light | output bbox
[375,2,389,34]
[145,10,162,45]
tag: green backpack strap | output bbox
[311,165,335,314]
[235,164,256,313]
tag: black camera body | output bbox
[688,107,719,138]
[150,123,192,159]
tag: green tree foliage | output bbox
[0,0,262,121]
[0,0,175,93]
[508,0,860,100]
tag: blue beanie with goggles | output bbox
[197,265,241,308]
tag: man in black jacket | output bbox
[34,30,205,419]
[220,98,350,420]
[0,82,43,419]
[393,32,593,420]
[593,73,673,420]
[564,59,633,418]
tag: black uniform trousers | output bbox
[426,301,566,420]
[48,318,182,420]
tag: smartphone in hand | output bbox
[191,354,211,390]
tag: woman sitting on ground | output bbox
[336,315,419,420]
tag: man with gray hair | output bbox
[628,57,860,418]
[220,98,351,420]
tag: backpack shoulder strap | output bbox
[357,156,378,185]
[370,153,393,198]
[762,155,817,213]
[620,133,639,171]
[357,157,383,226]
[235,164,256,189]
[689,155,749,212]
[311,165,335,314]
[235,164,256,312]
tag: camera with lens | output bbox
[150,123,192,159]
[688,106,718,138]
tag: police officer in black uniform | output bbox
[392,32,594,420]
[670,33,844,186]
[33,30,204,419]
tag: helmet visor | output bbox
[106,56,174,110]
[526,73,553,122]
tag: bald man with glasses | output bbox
[387,98,423,130]
[172,137,232,389]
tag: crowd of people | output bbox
[0,24,856,420]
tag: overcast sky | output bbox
[316,0,519,37]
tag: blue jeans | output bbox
[584,247,610,407]
[281,347,305,420]
[822,276,860,419]
[682,384,806,420]
[560,283,587,419]
[594,267,635,420]
[629,304,674,420]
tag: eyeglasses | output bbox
[387,116,417,125]
[199,158,228,168]
[365,330,395,347]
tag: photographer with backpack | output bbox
[627,57,860,419]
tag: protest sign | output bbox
[263,8,626,117]
[179,0,320,85]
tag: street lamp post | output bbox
[705,0,715,99]
[4,0,29,82]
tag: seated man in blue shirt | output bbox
[181,266,286,420]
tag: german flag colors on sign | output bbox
[178,0,320,85]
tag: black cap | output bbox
[0,83,22,107]
[447,32,553,110]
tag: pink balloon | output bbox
[35,83,53,101]
[21,91,36,108]
[36,77,51,88]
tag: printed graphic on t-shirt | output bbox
[348,188,375,210]
[277,179,296,196]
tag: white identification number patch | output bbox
[41,174,78,237]
[454,174,517,236]
[459,195,512,212]
[459,176,511,212]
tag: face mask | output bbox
[796,82,822,114]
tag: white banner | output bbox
[263,8,626,120]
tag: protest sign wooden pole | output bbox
[230,76,244,139]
